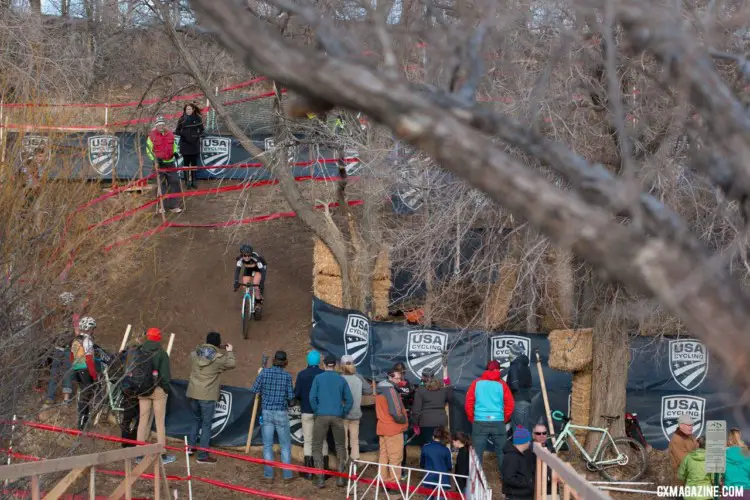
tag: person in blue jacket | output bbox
[294,350,325,479]
[420,427,453,491]
[309,354,353,488]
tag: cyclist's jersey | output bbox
[234,253,266,281]
[71,334,94,371]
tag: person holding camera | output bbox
[186,332,236,464]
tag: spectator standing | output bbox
[294,350,326,479]
[420,427,453,491]
[412,368,452,445]
[187,332,236,464]
[340,354,372,466]
[678,437,713,500]
[465,360,514,476]
[726,429,750,496]
[135,328,176,465]
[451,432,472,493]
[310,354,353,488]
[174,103,204,189]
[375,369,409,483]
[668,414,698,478]
[506,344,532,432]
[501,426,536,500]
[250,350,296,483]
[110,343,140,448]
[392,362,415,479]
[147,115,182,214]
[70,316,98,430]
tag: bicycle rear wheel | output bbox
[242,296,251,340]
[597,436,648,481]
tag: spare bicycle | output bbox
[552,414,648,481]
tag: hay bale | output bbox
[313,238,341,277]
[373,248,391,281]
[313,274,344,308]
[373,279,390,319]
[571,370,593,437]
[540,248,574,331]
[484,257,520,329]
[548,329,593,372]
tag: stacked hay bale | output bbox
[484,256,520,330]
[312,238,391,319]
[548,328,593,438]
[540,248,575,331]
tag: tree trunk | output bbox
[29,0,41,15]
[61,0,69,17]
[585,301,629,453]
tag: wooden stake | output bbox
[535,350,556,444]
[245,367,263,454]
[153,456,160,500]
[124,459,132,500]
[89,467,96,500]
[31,475,40,500]
[155,162,166,222]
[166,333,175,356]
[119,325,132,352]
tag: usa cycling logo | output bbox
[669,340,708,391]
[344,314,369,366]
[661,395,705,440]
[406,330,447,379]
[208,390,232,438]
[288,405,303,444]
[88,135,120,176]
[200,136,231,175]
[491,335,530,378]
[19,135,51,163]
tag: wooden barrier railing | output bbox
[0,443,167,500]
[533,445,610,500]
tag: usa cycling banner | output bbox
[5,131,343,180]
[308,297,750,451]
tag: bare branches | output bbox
[190,0,750,392]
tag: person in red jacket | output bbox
[464,360,515,478]
[147,115,182,213]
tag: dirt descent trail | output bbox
[99,182,315,384]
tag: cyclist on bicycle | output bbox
[234,244,267,315]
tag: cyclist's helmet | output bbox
[59,292,75,306]
[78,316,96,333]
[240,244,254,257]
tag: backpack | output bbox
[121,346,157,397]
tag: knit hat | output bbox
[513,426,531,445]
[154,115,166,127]
[146,327,162,342]
[306,350,321,366]
[486,360,501,371]
[206,332,221,347]
[323,354,337,367]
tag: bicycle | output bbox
[237,282,259,339]
[551,414,648,481]
[90,359,125,427]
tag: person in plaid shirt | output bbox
[250,350,296,483]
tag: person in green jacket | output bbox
[186,332,236,464]
[725,429,750,493]
[678,437,713,500]
[135,327,175,465]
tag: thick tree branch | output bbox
[191,0,750,392]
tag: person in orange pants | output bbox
[376,369,409,481]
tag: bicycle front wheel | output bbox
[597,436,648,482]
[242,296,251,340]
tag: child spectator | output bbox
[679,437,713,500]
[451,432,472,492]
[420,427,453,491]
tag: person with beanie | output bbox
[294,350,326,479]
[187,332,236,464]
[465,359,515,475]
[136,327,176,465]
[501,426,536,500]
[250,350,296,483]
[340,354,373,465]
[146,115,182,213]
[310,354,353,488]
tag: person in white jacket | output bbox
[339,354,372,465]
